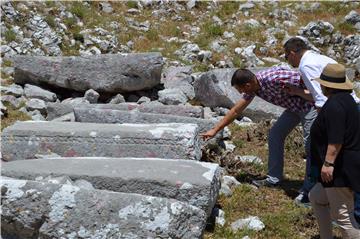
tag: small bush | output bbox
[2,60,13,67]
[73,32,84,43]
[64,17,77,29]
[145,28,159,41]
[45,0,56,8]
[69,2,88,19]
[336,22,356,34]
[127,1,138,9]
[4,30,16,42]
[45,15,56,28]
[203,22,224,37]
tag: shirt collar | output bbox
[299,50,311,68]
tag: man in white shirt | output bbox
[281,37,360,206]
[284,37,360,108]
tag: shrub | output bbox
[69,2,88,19]
[126,1,138,9]
[73,32,84,43]
[45,15,56,28]
[4,30,16,42]
[64,17,77,29]
[203,22,224,37]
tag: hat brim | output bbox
[314,76,353,90]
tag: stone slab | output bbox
[13,53,164,93]
[1,177,206,239]
[73,107,217,135]
[46,102,204,120]
[2,157,221,216]
[1,121,201,161]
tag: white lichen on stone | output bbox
[118,201,152,220]
[89,131,97,137]
[143,206,170,231]
[170,201,184,215]
[1,179,26,202]
[77,226,91,238]
[92,224,120,238]
[113,135,121,140]
[180,182,193,190]
[148,123,197,139]
[197,161,219,181]
[48,184,80,222]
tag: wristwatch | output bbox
[323,161,335,167]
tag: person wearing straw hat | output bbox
[309,63,360,238]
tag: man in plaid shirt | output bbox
[201,66,317,206]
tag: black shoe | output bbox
[355,213,360,225]
[252,178,279,188]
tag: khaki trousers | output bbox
[309,183,360,239]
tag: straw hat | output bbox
[314,63,353,90]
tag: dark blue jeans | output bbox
[355,192,360,224]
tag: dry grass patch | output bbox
[1,103,31,131]
[203,121,343,238]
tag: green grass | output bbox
[69,1,88,19]
[204,122,342,238]
[126,1,138,9]
[63,17,77,29]
[45,15,56,28]
[203,21,224,37]
[1,103,31,131]
[4,29,16,42]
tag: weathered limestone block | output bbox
[13,53,164,93]
[193,67,284,120]
[73,107,216,134]
[1,121,201,161]
[1,178,206,239]
[2,157,221,216]
[46,102,204,120]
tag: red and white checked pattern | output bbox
[243,66,314,112]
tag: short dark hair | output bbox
[231,69,255,86]
[284,37,309,52]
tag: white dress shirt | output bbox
[299,50,359,107]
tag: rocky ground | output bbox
[1,1,360,238]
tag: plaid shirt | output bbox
[243,66,314,112]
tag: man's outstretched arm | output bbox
[200,98,253,140]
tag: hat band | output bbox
[320,73,346,83]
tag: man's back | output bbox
[242,66,313,113]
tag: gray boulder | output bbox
[84,89,100,103]
[1,178,206,239]
[0,83,24,97]
[109,93,126,104]
[194,68,284,120]
[13,53,164,93]
[194,68,238,109]
[99,2,113,13]
[162,66,195,100]
[1,95,23,108]
[24,84,57,102]
[345,10,360,25]
[25,98,46,114]
[158,88,188,105]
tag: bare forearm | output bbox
[296,89,314,102]
[213,98,251,133]
[325,144,342,164]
